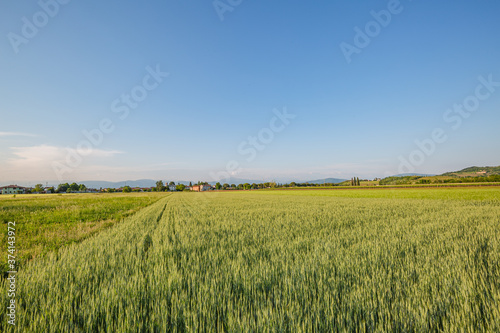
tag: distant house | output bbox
[0,185,27,195]
[191,184,212,192]
[168,185,177,191]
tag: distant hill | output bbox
[82,179,157,189]
[207,178,267,186]
[0,179,159,189]
[21,178,273,189]
[303,178,347,184]
[73,178,267,188]
[441,166,500,177]
[380,165,500,185]
[379,173,436,186]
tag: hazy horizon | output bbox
[2,1,500,183]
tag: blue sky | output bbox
[1,0,500,184]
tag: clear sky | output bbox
[1,0,500,185]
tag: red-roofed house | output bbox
[0,185,27,195]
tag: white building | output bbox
[200,184,212,191]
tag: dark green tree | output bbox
[156,180,165,192]
[56,183,70,193]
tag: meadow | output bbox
[0,192,166,276]
[1,188,500,331]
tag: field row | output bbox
[0,192,167,276]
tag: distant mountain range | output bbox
[3,166,498,188]
[300,178,347,184]
[206,178,266,186]
[389,173,436,178]
[77,177,347,188]
[80,179,157,189]
[81,179,262,188]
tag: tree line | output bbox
[28,177,378,195]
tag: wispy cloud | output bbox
[0,131,37,137]
[86,149,124,157]
[8,145,123,165]
[1,145,124,181]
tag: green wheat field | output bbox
[1,188,500,332]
